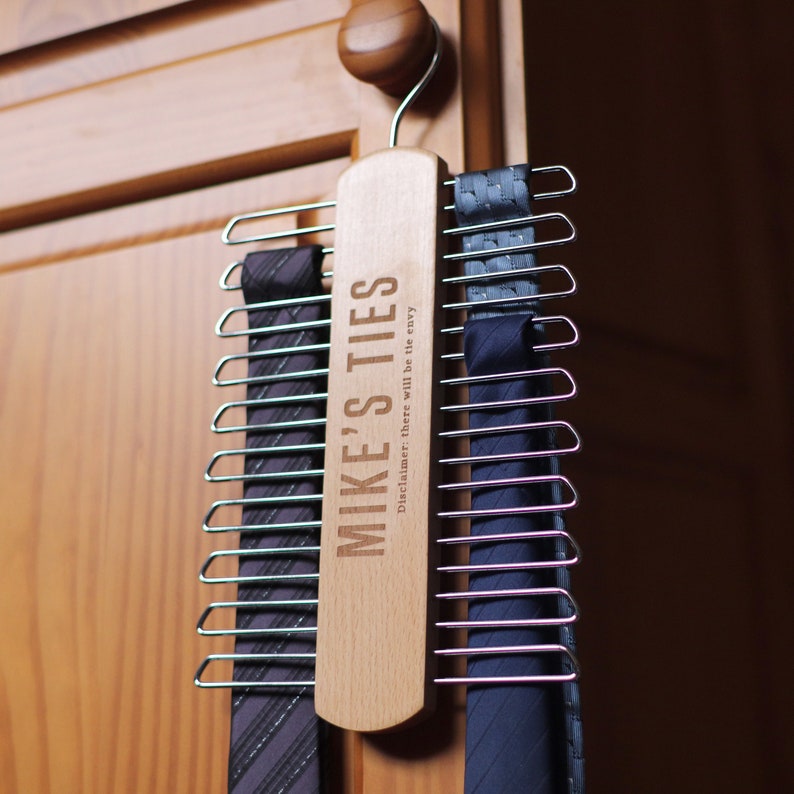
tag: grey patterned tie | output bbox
[228,246,328,794]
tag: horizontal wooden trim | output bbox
[0,0,348,108]
[0,156,348,272]
[0,21,358,230]
[0,129,353,233]
[0,0,181,54]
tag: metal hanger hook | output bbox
[389,17,443,148]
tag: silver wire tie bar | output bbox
[197,600,318,636]
[222,199,337,246]
[443,212,577,258]
[438,420,582,464]
[216,366,329,388]
[211,415,326,436]
[215,293,331,337]
[199,546,321,584]
[203,494,323,532]
[220,259,334,290]
[194,654,317,689]
[213,343,331,386]
[438,473,579,498]
[441,268,577,313]
[440,316,579,355]
[204,459,324,484]
[442,164,577,206]
[434,644,580,685]
[203,518,322,535]
[211,393,328,433]
[440,368,578,411]
[437,539,580,574]
[436,586,579,620]
[438,493,579,519]
[205,446,325,483]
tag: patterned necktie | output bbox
[455,166,584,793]
[228,246,328,794]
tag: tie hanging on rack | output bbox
[218,246,330,794]
[196,6,584,793]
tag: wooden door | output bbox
[524,2,794,792]
[0,2,529,792]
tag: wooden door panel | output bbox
[525,1,794,790]
[1,228,238,793]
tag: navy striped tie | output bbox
[455,166,584,793]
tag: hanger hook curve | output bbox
[389,17,443,148]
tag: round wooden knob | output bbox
[338,0,436,97]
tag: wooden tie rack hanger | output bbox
[195,0,584,789]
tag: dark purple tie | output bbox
[228,246,328,794]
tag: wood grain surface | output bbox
[0,0,181,53]
[0,1,348,107]
[0,230,238,792]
